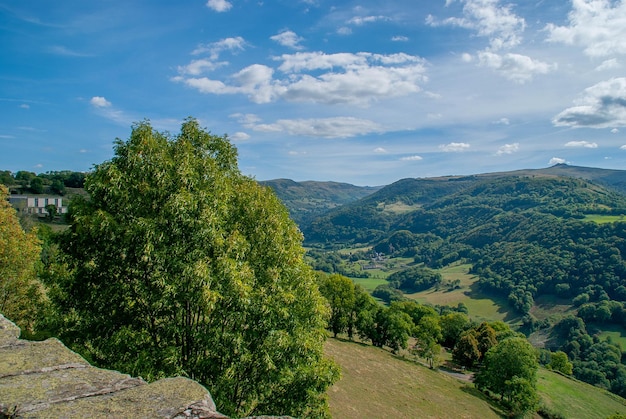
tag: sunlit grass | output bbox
[582,214,626,224]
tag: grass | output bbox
[582,214,626,224]
[597,324,626,350]
[530,295,575,322]
[537,368,626,418]
[406,264,520,324]
[325,337,626,419]
[351,276,388,292]
[325,338,504,419]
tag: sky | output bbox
[1,0,626,186]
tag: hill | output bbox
[326,337,626,419]
[303,165,626,398]
[260,179,381,224]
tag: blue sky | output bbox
[1,0,626,185]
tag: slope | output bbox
[326,337,626,419]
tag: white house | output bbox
[8,195,68,216]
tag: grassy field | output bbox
[530,295,574,322]
[325,338,504,419]
[597,324,626,350]
[583,214,626,224]
[325,337,626,419]
[537,368,626,418]
[405,264,520,324]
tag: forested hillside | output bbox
[302,167,626,399]
[260,178,380,224]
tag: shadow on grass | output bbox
[468,282,520,323]
[460,385,508,418]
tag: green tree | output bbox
[29,176,44,194]
[0,185,47,335]
[474,337,539,415]
[53,119,338,418]
[318,273,356,338]
[439,312,470,348]
[549,351,573,375]
[452,331,481,368]
[45,204,57,221]
[50,179,66,195]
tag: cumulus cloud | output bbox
[400,155,423,161]
[206,0,232,12]
[553,77,626,128]
[621,145,626,150]
[374,147,387,153]
[233,113,380,138]
[545,0,626,57]
[496,143,519,155]
[427,0,526,50]
[177,59,225,76]
[477,51,556,83]
[271,30,304,50]
[440,142,470,152]
[612,128,620,134]
[230,132,250,141]
[565,140,598,148]
[191,37,245,59]
[175,51,428,106]
[90,96,111,107]
[549,157,566,165]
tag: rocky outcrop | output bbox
[0,314,227,418]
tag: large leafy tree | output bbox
[54,119,338,418]
[474,337,539,415]
[318,273,356,337]
[0,185,47,334]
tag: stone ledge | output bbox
[0,314,227,419]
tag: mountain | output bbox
[260,178,381,225]
[301,164,626,244]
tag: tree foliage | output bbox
[0,185,47,334]
[474,337,539,415]
[52,119,338,418]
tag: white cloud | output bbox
[235,114,381,138]
[20,104,30,109]
[440,142,470,152]
[461,53,473,62]
[612,128,620,134]
[565,140,598,148]
[493,117,509,125]
[374,147,387,153]
[549,157,566,165]
[496,142,519,155]
[191,37,245,59]
[427,0,526,50]
[230,132,250,141]
[79,149,88,153]
[175,51,428,106]
[337,27,352,35]
[0,135,15,139]
[392,36,409,42]
[553,77,626,128]
[545,0,626,57]
[348,15,390,25]
[621,145,626,150]
[206,0,232,12]
[270,30,304,50]
[477,51,556,83]
[596,59,620,72]
[400,155,423,161]
[177,59,224,76]
[90,96,111,107]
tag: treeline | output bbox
[316,272,549,416]
[1,170,86,195]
